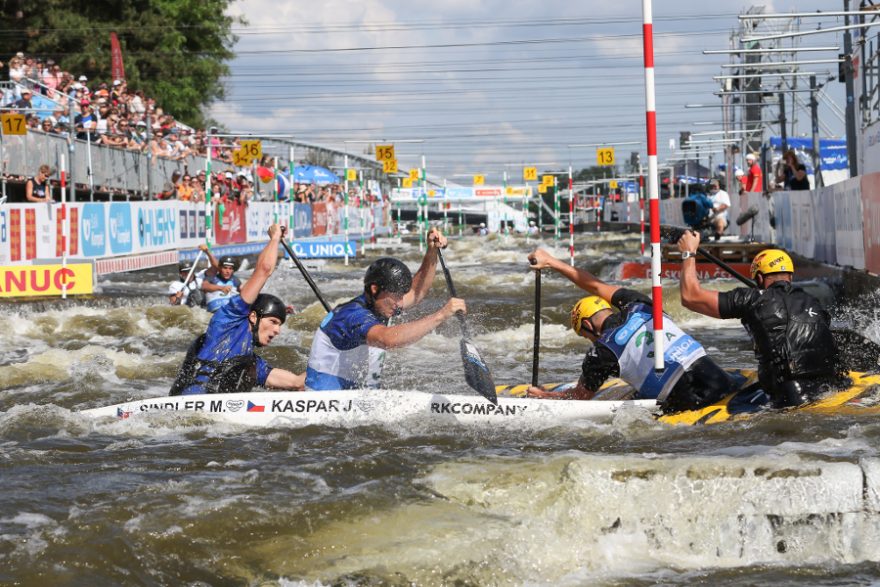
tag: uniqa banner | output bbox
[0,263,94,297]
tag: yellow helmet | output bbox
[570,296,613,335]
[750,249,794,280]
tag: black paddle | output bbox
[662,226,757,287]
[280,236,331,312]
[436,248,498,404]
[531,261,541,387]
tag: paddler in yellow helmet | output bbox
[526,248,734,413]
[678,231,844,407]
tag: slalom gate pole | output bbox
[205,133,213,248]
[642,0,665,371]
[553,175,560,243]
[568,165,574,266]
[288,146,295,241]
[639,175,646,256]
[60,153,68,299]
[344,155,350,265]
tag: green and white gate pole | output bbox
[553,175,560,243]
[343,154,350,265]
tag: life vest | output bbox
[740,281,839,391]
[205,275,241,312]
[305,297,386,390]
[598,302,707,401]
[169,334,258,396]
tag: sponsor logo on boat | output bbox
[271,399,353,413]
[226,399,244,412]
[431,402,525,416]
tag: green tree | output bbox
[0,0,241,128]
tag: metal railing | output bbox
[0,129,206,200]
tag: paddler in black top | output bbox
[678,230,845,407]
[525,248,734,413]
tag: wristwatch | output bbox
[681,250,697,260]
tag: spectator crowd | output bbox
[1,50,391,208]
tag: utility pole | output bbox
[779,91,788,152]
[843,0,859,177]
[810,75,822,185]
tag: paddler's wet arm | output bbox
[404,228,446,308]
[679,256,720,317]
[201,280,226,293]
[367,298,464,349]
[200,243,220,276]
[240,224,284,305]
[529,248,618,301]
[265,368,305,390]
[677,230,721,318]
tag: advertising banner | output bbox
[861,172,880,274]
[812,185,837,266]
[772,191,793,251]
[833,177,866,270]
[288,239,356,259]
[177,202,207,248]
[214,201,247,245]
[107,202,134,255]
[787,190,816,260]
[133,201,178,253]
[293,203,313,239]
[0,262,93,297]
[312,202,328,237]
[246,201,278,242]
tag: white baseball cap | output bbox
[78,75,88,82]
[745,153,756,161]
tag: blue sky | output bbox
[213,1,850,181]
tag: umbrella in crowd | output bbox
[294,165,340,185]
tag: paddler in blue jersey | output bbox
[170,224,305,396]
[305,227,466,390]
[677,231,844,407]
[525,248,734,413]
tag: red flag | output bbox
[110,32,125,81]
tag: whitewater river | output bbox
[2,230,880,586]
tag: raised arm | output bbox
[528,248,619,301]
[401,227,446,310]
[200,243,220,278]
[677,230,721,318]
[239,224,284,305]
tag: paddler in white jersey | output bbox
[305,228,465,390]
[202,255,242,313]
[525,248,735,413]
[168,243,219,307]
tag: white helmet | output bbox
[479,222,486,227]
[529,220,536,226]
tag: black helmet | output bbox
[220,256,237,269]
[364,257,412,295]
[178,259,194,272]
[251,293,287,325]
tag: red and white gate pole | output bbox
[568,165,575,266]
[639,174,646,256]
[642,0,665,371]
[60,154,68,299]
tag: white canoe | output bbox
[81,390,660,428]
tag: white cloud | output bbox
[210,0,847,180]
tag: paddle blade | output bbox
[460,338,497,405]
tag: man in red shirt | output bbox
[743,153,763,193]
